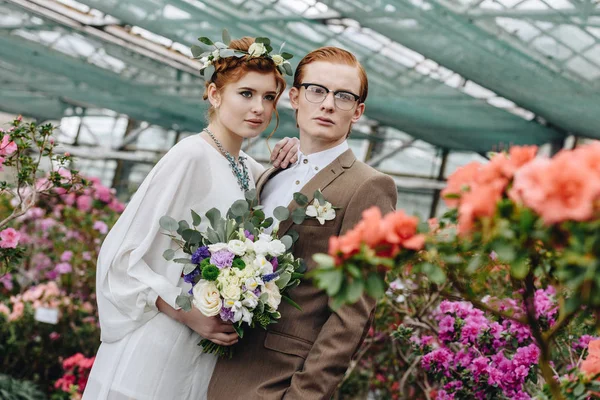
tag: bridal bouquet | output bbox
[160,189,305,358]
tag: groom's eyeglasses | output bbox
[298,83,360,111]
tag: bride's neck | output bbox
[204,121,243,159]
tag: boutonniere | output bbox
[291,190,340,225]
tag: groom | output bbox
[208,47,397,399]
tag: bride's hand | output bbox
[271,137,299,169]
[180,307,239,346]
[156,296,238,346]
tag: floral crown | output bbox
[191,29,294,80]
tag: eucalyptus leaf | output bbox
[181,229,202,244]
[173,258,193,264]
[293,192,309,207]
[233,51,246,58]
[159,216,179,231]
[202,65,215,80]
[214,41,227,49]
[275,272,291,289]
[273,206,290,221]
[283,63,293,76]
[220,48,235,57]
[222,29,231,45]
[177,220,190,235]
[314,190,326,205]
[287,229,299,243]
[162,249,175,261]
[245,189,257,202]
[191,210,201,226]
[261,217,274,229]
[292,208,306,225]
[231,199,249,216]
[182,264,197,275]
[281,52,293,60]
[176,295,192,312]
[206,208,222,230]
[226,219,237,240]
[191,45,205,58]
[255,37,271,45]
[198,37,214,46]
[281,235,293,250]
[206,228,220,244]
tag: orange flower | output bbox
[356,207,386,248]
[458,184,503,235]
[382,210,425,250]
[509,157,551,211]
[581,339,600,377]
[441,162,482,207]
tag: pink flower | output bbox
[94,185,113,203]
[76,195,93,212]
[82,252,92,261]
[9,301,24,321]
[54,262,72,274]
[0,134,18,155]
[49,332,61,341]
[0,273,13,291]
[0,228,21,248]
[60,251,73,262]
[0,303,10,316]
[442,162,482,207]
[93,221,108,234]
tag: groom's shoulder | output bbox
[346,159,393,184]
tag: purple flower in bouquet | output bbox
[183,268,200,284]
[263,273,278,282]
[220,307,235,323]
[210,250,234,269]
[271,257,279,272]
[244,230,254,241]
[191,246,210,265]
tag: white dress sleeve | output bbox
[96,137,210,343]
[242,153,266,185]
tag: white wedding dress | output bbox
[83,135,264,400]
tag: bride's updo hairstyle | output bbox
[202,37,287,129]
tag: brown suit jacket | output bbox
[207,149,397,400]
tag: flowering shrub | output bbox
[51,353,95,400]
[314,143,600,399]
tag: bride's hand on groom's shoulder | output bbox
[271,137,299,169]
[179,307,239,346]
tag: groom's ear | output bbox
[351,102,365,123]
[289,86,300,111]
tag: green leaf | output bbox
[159,216,179,231]
[287,229,299,243]
[347,264,361,278]
[231,199,249,216]
[493,242,516,262]
[292,208,306,224]
[202,65,215,80]
[206,208,221,230]
[206,228,220,244]
[281,235,293,250]
[319,269,343,296]
[198,37,214,46]
[191,45,205,58]
[423,263,446,285]
[466,253,482,274]
[163,249,175,261]
[574,383,585,396]
[255,37,271,46]
[293,192,309,207]
[276,272,292,289]
[283,63,293,76]
[214,41,227,49]
[233,323,244,339]
[173,257,193,264]
[366,273,385,299]
[281,52,293,60]
[510,258,530,280]
[282,295,302,311]
[177,220,190,235]
[314,190,326,205]
[313,253,335,268]
[261,217,274,229]
[273,206,290,221]
[181,229,202,244]
[222,29,231,45]
[176,295,192,311]
[245,189,257,202]
[183,264,197,275]
[191,210,201,226]
[220,48,235,57]
[347,279,364,303]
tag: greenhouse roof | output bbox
[1,0,599,153]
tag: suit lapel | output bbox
[278,149,356,237]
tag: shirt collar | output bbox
[296,141,349,170]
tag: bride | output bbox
[83,35,297,400]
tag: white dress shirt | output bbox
[262,141,349,221]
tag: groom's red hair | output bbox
[293,47,368,104]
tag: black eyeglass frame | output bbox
[297,83,361,105]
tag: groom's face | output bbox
[289,61,365,149]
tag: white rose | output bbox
[227,240,247,256]
[254,255,273,275]
[253,239,270,255]
[192,281,222,317]
[248,42,266,57]
[208,242,228,253]
[221,283,242,301]
[264,282,282,310]
[268,240,286,257]
[243,238,254,253]
[271,54,284,66]
[258,233,273,243]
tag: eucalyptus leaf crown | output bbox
[191,29,294,80]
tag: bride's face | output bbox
[211,71,279,139]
